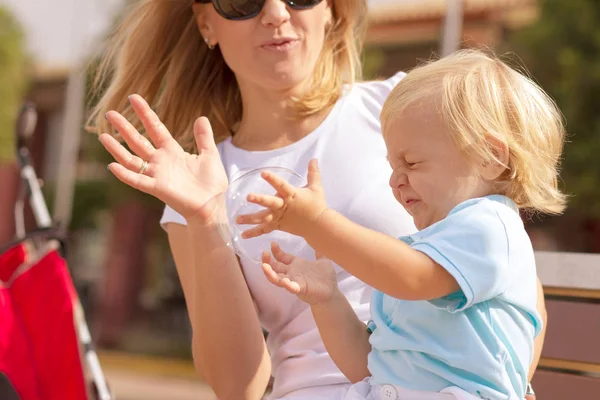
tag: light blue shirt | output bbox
[367,195,542,400]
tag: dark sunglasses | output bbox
[195,0,324,21]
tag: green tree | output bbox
[507,0,600,216]
[0,7,28,162]
[362,46,387,80]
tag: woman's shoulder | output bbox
[335,71,405,128]
[351,71,406,105]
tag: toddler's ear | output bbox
[481,135,509,181]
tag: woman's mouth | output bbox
[261,39,299,52]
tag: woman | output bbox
[91,1,546,399]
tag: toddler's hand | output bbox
[237,159,327,238]
[261,242,337,306]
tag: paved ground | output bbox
[104,369,217,400]
[97,351,217,400]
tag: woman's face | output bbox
[195,0,333,92]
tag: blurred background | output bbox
[0,0,599,399]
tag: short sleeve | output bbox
[409,199,512,312]
[359,71,406,108]
[159,205,187,230]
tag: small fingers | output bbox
[263,252,293,276]
[236,209,274,225]
[261,171,296,198]
[307,159,323,189]
[246,193,285,210]
[261,250,273,266]
[261,262,280,284]
[261,263,301,294]
[280,277,301,294]
[271,242,295,265]
[241,224,274,239]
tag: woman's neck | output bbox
[232,80,331,151]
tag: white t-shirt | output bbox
[160,72,417,399]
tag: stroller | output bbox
[0,104,113,400]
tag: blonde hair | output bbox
[381,49,567,215]
[86,0,367,151]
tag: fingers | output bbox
[261,261,280,284]
[235,209,273,225]
[261,171,296,198]
[271,242,295,265]
[99,133,151,176]
[128,94,175,150]
[241,224,273,239]
[261,250,273,266]
[262,250,287,274]
[105,110,155,162]
[193,117,218,152]
[246,193,285,210]
[107,162,156,195]
[307,159,322,189]
[280,278,301,294]
[261,263,301,295]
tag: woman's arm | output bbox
[99,96,271,399]
[528,278,547,381]
[167,221,271,400]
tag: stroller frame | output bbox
[1,103,113,400]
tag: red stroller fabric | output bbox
[0,243,26,282]
[0,244,88,400]
[0,243,42,400]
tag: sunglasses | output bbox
[195,0,324,21]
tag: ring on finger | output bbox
[138,160,149,175]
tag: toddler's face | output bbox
[383,106,493,230]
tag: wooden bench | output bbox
[532,251,600,398]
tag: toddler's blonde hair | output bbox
[381,49,566,215]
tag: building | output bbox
[367,0,538,77]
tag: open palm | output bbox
[99,94,228,222]
[261,242,338,305]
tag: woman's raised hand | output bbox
[99,94,228,223]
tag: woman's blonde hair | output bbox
[381,49,567,215]
[86,0,367,150]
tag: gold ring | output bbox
[138,160,149,175]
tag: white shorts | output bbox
[273,379,482,400]
[344,379,482,400]
[269,383,351,400]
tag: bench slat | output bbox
[542,299,600,365]
[532,370,600,399]
[536,251,600,290]
[544,287,600,300]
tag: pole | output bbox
[440,0,465,57]
[52,68,85,231]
